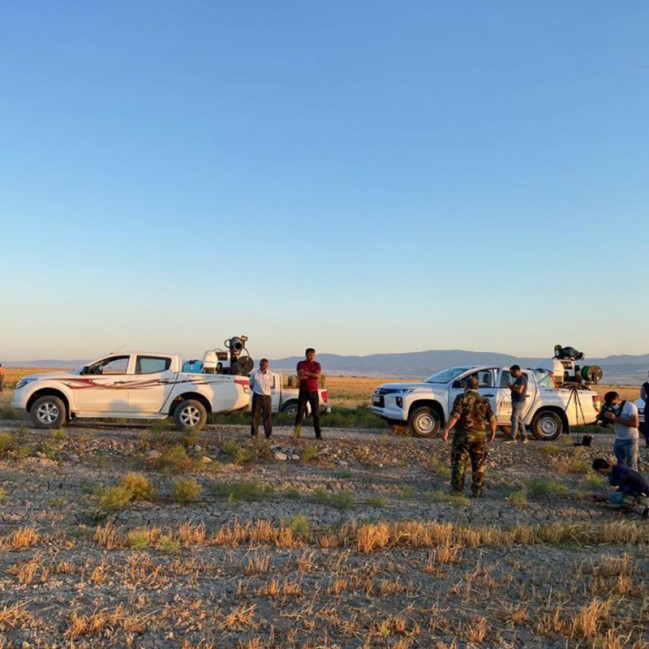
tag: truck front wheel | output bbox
[532,410,562,441]
[30,395,67,429]
[174,399,207,432]
[408,406,441,438]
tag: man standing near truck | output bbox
[507,365,528,443]
[249,358,273,439]
[294,348,322,439]
[442,376,497,498]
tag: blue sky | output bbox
[1,1,647,362]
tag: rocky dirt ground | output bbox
[1,421,648,648]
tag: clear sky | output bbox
[1,1,647,362]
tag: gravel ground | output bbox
[1,421,648,648]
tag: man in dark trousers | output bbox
[442,376,497,497]
[294,348,322,439]
[249,358,273,439]
[586,458,649,518]
[506,365,528,443]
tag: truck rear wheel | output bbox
[408,406,441,438]
[30,395,67,429]
[173,399,207,432]
[532,410,562,441]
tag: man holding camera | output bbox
[585,458,649,518]
[602,391,639,470]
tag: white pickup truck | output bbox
[371,365,601,440]
[13,352,250,432]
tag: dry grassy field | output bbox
[1,368,649,647]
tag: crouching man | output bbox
[442,376,497,498]
[585,458,649,519]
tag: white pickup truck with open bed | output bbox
[13,352,250,432]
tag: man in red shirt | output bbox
[294,348,322,439]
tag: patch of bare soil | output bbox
[1,422,648,648]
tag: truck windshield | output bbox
[424,367,471,384]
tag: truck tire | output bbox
[408,406,441,438]
[282,401,301,415]
[532,410,562,441]
[173,399,207,432]
[30,395,67,429]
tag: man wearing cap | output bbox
[442,376,497,497]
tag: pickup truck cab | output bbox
[13,352,250,432]
[371,365,601,440]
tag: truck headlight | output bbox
[15,378,37,390]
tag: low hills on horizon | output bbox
[8,349,649,384]
[271,349,649,384]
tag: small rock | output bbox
[146,449,162,459]
[200,456,213,464]
[274,452,288,461]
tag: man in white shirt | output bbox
[603,391,640,470]
[249,358,273,439]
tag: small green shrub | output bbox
[334,469,353,479]
[0,432,17,457]
[49,428,67,441]
[365,496,388,507]
[0,488,6,502]
[313,488,355,509]
[157,534,180,554]
[423,490,469,506]
[158,445,192,473]
[301,443,319,463]
[399,485,417,499]
[285,489,301,500]
[508,489,528,507]
[288,513,310,536]
[427,457,452,479]
[525,477,567,498]
[221,439,255,465]
[127,529,150,550]
[212,480,273,502]
[172,477,203,504]
[99,486,133,511]
[121,473,156,501]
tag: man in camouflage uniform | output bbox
[442,376,497,497]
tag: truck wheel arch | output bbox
[170,393,212,419]
[281,400,300,415]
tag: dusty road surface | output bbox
[1,420,648,648]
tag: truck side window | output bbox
[136,356,171,374]
[499,371,511,388]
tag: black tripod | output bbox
[565,384,590,445]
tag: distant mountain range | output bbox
[6,350,649,385]
[270,350,649,385]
